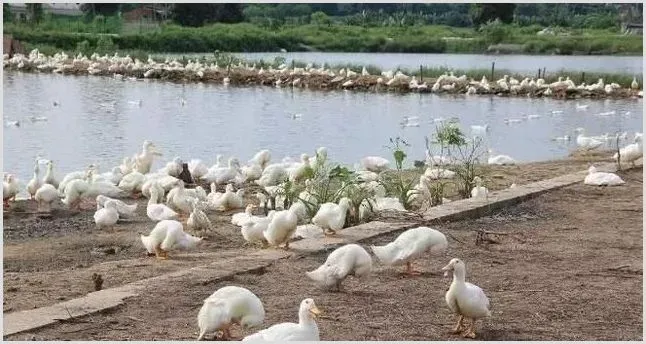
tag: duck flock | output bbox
[4,49,643,98]
[4,128,642,339]
[3,140,495,340]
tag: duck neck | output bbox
[298,309,317,327]
[451,265,467,287]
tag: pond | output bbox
[3,71,643,186]
[155,52,644,75]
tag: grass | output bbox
[5,21,643,56]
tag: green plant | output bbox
[379,137,417,210]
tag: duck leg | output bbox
[404,261,422,276]
[451,315,464,334]
[155,245,169,260]
[462,318,477,339]
[219,323,232,340]
[324,229,337,236]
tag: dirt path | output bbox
[5,167,641,341]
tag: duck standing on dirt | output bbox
[371,226,448,276]
[140,220,203,259]
[306,244,372,291]
[3,174,20,207]
[442,258,491,339]
[147,184,179,221]
[96,195,137,218]
[26,160,43,200]
[197,286,265,340]
[34,183,59,212]
[93,200,120,230]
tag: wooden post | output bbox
[490,62,495,81]
[581,72,585,84]
[542,67,546,79]
[420,65,423,82]
[538,68,541,79]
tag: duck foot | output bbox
[451,315,464,334]
[403,262,422,276]
[324,229,337,236]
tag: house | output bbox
[122,5,171,22]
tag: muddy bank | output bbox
[4,59,642,100]
[5,167,641,341]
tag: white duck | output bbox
[134,140,162,174]
[306,243,372,291]
[34,183,59,212]
[263,208,299,249]
[93,199,120,229]
[188,159,209,181]
[26,160,43,200]
[118,171,146,196]
[96,195,137,218]
[576,129,604,151]
[164,156,183,177]
[614,140,643,167]
[311,197,352,235]
[166,180,194,217]
[205,157,242,185]
[241,163,263,183]
[211,184,244,211]
[100,166,124,185]
[61,178,94,210]
[119,156,135,175]
[187,198,212,233]
[487,149,516,165]
[256,164,289,187]
[147,184,178,221]
[3,174,19,207]
[232,204,256,226]
[140,220,203,259]
[288,154,312,183]
[442,258,491,339]
[584,166,625,186]
[86,170,128,198]
[371,226,448,276]
[241,210,276,246]
[470,176,488,199]
[360,156,390,173]
[42,160,59,188]
[250,149,271,170]
[197,286,266,341]
[242,298,321,341]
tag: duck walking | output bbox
[442,258,491,339]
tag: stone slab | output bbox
[3,250,290,336]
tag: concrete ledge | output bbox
[3,250,290,336]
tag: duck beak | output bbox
[310,306,322,317]
[441,264,452,277]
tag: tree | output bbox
[25,3,43,24]
[3,3,12,23]
[311,11,331,26]
[172,3,243,27]
[469,3,516,26]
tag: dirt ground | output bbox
[3,161,641,340]
[1,155,616,314]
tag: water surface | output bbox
[3,71,643,185]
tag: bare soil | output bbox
[3,164,641,341]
